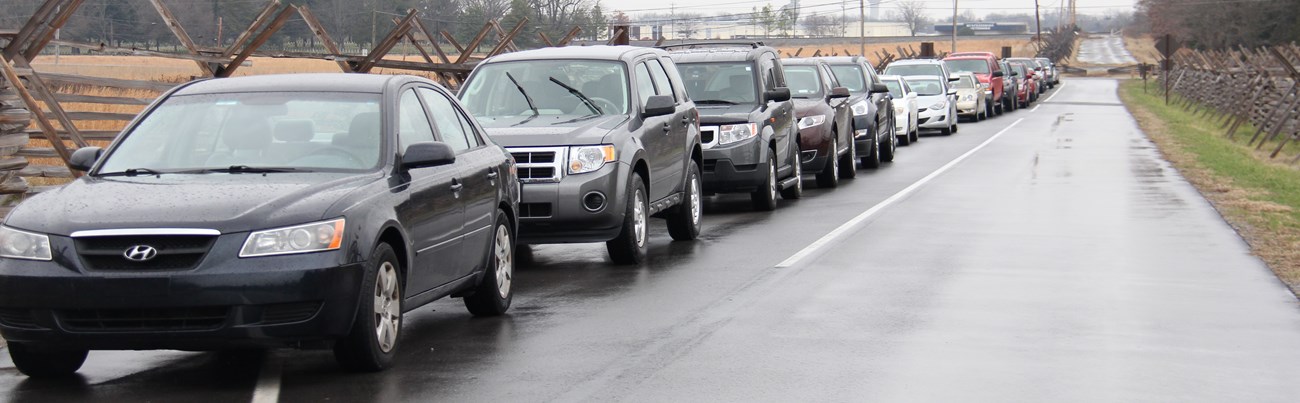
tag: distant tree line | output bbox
[0,0,610,51]
[1133,0,1300,49]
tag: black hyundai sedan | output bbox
[0,73,519,376]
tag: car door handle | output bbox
[487,170,499,180]
[450,181,464,192]
[662,122,671,133]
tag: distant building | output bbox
[633,20,911,41]
[933,22,1029,35]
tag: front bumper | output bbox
[797,123,833,173]
[957,101,979,116]
[917,109,950,129]
[517,162,627,244]
[702,136,768,194]
[0,234,365,350]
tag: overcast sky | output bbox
[600,0,1138,20]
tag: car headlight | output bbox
[928,102,946,110]
[850,100,870,116]
[240,218,345,258]
[0,226,51,261]
[893,105,905,116]
[962,94,975,101]
[568,145,616,174]
[979,83,990,90]
[797,115,826,130]
[718,123,759,145]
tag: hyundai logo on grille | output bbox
[123,245,159,262]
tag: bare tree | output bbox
[894,0,928,36]
[800,14,837,38]
[676,14,702,39]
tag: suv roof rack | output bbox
[658,41,766,50]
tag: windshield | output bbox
[956,75,978,88]
[883,64,942,78]
[829,65,866,93]
[944,59,991,75]
[676,62,758,104]
[784,65,824,99]
[459,60,629,120]
[905,78,944,96]
[884,80,904,97]
[98,92,382,174]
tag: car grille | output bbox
[74,235,217,271]
[520,203,553,218]
[58,306,229,332]
[0,308,41,329]
[260,302,321,325]
[509,147,564,183]
[918,117,930,125]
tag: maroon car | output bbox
[782,58,854,188]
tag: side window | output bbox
[398,89,436,150]
[659,57,686,101]
[634,62,655,108]
[418,87,473,152]
[647,59,675,102]
[760,58,777,90]
[453,109,483,147]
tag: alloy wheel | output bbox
[373,262,400,353]
[493,225,513,299]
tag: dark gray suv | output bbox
[459,46,702,265]
[666,42,802,211]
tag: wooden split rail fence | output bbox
[0,0,585,209]
[1160,45,1300,162]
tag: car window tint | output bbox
[659,57,685,100]
[419,88,473,152]
[829,65,866,92]
[783,66,823,99]
[454,107,483,147]
[634,62,656,108]
[761,58,777,89]
[648,59,675,101]
[399,89,436,150]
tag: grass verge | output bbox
[1119,79,1300,294]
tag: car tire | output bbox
[8,343,87,378]
[334,243,403,372]
[860,132,881,169]
[815,137,840,188]
[751,152,779,211]
[838,135,857,179]
[464,211,514,316]
[779,152,803,200]
[897,127,912,146]
[909,127,919,143]
[880,127,896,163]
[608,174,648,264]
[667,160,703,241]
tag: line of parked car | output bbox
[0,41,1060,377]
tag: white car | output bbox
[953,72,987,122]
[903,75,958,136]
[879,74,918,145]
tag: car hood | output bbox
[697,103,761,125]
[916,95,948,107]
[5,172,381,236]
[792,98,831,118]
[477,115,626,147]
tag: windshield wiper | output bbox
[206,165,302,174]
[694,99,738,105]
[506,72,539,117]
[548,76,602,115]
[96,168,164,177]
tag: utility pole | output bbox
[859,0,865,56]
[1034,0,1042,43]
[371,11,377,49]
[950,0,958,53]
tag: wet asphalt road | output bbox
[1076,34,1138,65]
[7,79,1300,401]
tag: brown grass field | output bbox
[773,37,1042,62]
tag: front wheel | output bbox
[751,152,779,211]
[608,174,648,264]
[335,243,403,372]
[779,152,803,200]
[464,211,514,316]
[8,343,87,378]
[815,136,840,188]
[666,160,703,241]
[880,126,896,163]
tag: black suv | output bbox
[781,58,856,188]
[665,42,802,211]
[820,56,896,168]
[0,74,520,376]
[458,46,702,265]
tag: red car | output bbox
[943,52,1009,116]
[1007,59,1039,108]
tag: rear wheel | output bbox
[8,343,87,378]
[838,135,857,179]
[666,160,703,241]
[607,174,648,264]
[751,153,779,211]
[815,137,840,188]
[464,211,514,316]
[335,243,402,372]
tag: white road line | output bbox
[1031,104,1041,112]
[774,118,1026,268]
[251,352,282,403]
[1042,83,1066,103]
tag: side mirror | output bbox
[764,87,791,103]
[828,87,851,99]
[947,88,958,96]
[948,74,960,82]
[402,142,456,170]
[1011,71,1020,76]
[69,146,103,172]
[643,95,676,118]
[868,83,890,94]
[992,71,1004,78]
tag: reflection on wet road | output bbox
[6,79,1300,401]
